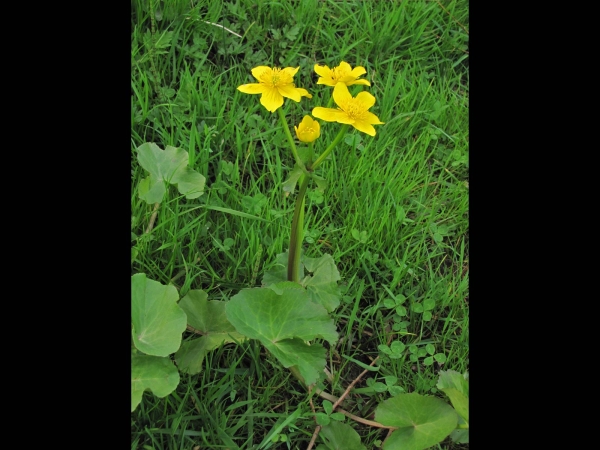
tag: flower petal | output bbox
[251,66,272,81]
[237,83,267,94]
[312,107,353,124]
[314,64,332,78]
[282,66,300,78]
[317,78,336,86]
[278,84,303,102]
[347,79,371,86]
[350,66,367,77]
[295,87,312,99]
[259,87,284,112]
[355,91,376,109]
[351,120,377,136]
[332,83,352,107]
[338,61,352,73]
[363,111,384,125]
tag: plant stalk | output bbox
[287,174,310,282]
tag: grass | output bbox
[131,0,469,448]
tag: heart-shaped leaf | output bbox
[136,143,205,203]
[302,254,341,312]
[225,282,338,385]
[375,393,458,450]
[261,252,341,312]
[174,290,247,374]
[436,370,469,422]
[131,352,180,411]
[131,273,187,356]
[317,420,366,450]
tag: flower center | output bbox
[340,98,366,120]
[259,67,292,87]
[331,66,350,83]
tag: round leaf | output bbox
[131,273,187,356]
[131,353,180,411]
[375,393,458,450]
[319,421,366,450]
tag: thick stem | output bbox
[287,174,310,282]
[309,124,350,171]
[277,108,308,174]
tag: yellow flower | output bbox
[312,83,384,136]
[314,61,371,87]
[237,66,312,113]
[294,115,321,143]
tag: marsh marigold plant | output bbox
[237,66,312,113]
[314,61,371,87]
[312,83,384,136]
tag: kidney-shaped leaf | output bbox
[225,283,338,385]
[131,273,187,356]
[436,370,469,422]
[174,290,247,374]
[136,143,205,203]
[318,420,366,450]
[261,252,341,312]
[302,254,341,312]
[131,352,180,411]
[375,393,458,450]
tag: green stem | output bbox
[309,124,350,171]
[288,174,310,282]
[277,108,308,174]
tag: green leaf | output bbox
[131,352,180,411]
[434,353,447,363]
[450,428,469,443]
[136,143,205,203]
[302,254,341,312]
[388,386,405,396]
[312,173,328,193]
[378,344,392,355]
[316,413,331,426]
[426,343,435,355]
[384,376,398,386]
[175,290,247,374]
[390,341,405,353]
[225,283,338,385]
[396,305,407,316]
[436,370,468,422]
[422,311,432,321]
[282,165,304,193]
[330,412,345,421]
[423,298,436,311]
[411,303,424,313]
[372,382,388,392]
[375,393,458,450]
[319,420,366,450]
[261,251,302,286]
[383,299,396,308]
[241,193,267,214]
[323,400,333,415]
[131,273,187,356]
[261,253,341,312]
[423,356,434,365]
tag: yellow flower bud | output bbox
[294,115,321,143]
